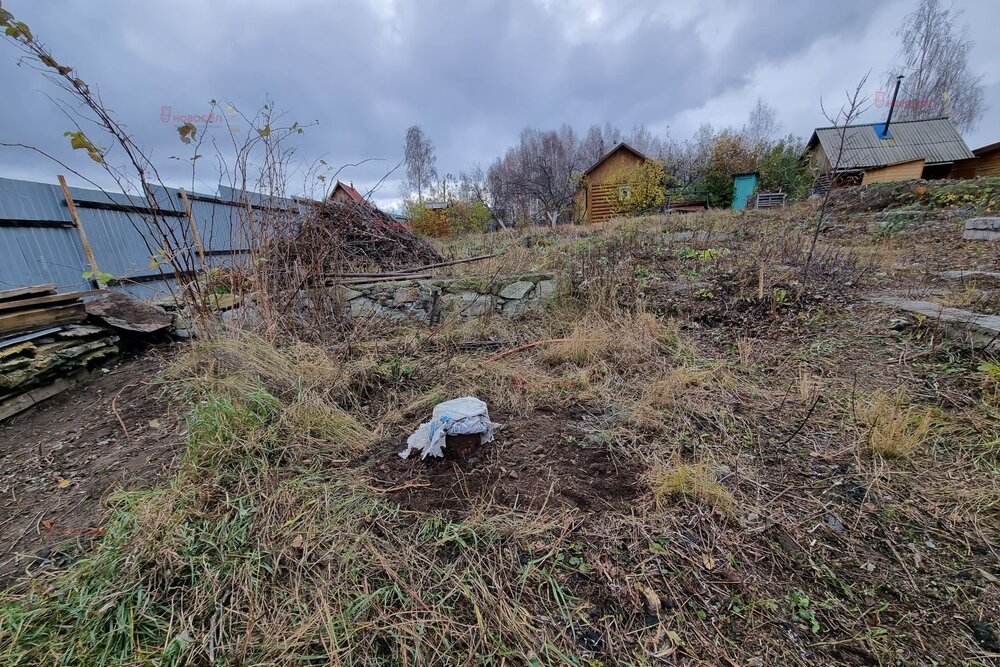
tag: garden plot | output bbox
[1,203,998,666]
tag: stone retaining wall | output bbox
[964,218,1000,241]
[340,273,557,322]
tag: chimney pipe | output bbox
[882,75,904,138]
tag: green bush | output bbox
[447,200,493,234]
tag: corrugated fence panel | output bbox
[0,177,68,221]
[0,177,91,292]
[81,206,180,280]
[0,176,282,296]
[0,225,91,291]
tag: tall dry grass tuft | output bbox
[856,388,934,458]
[166,328,344,399]
[644,366,716,409]
[649,460,734,514]
[539,310,691,368]
[280,391,372,453]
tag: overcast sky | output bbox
[1,0,998,210]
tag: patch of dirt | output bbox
[367,409,642,514]
[0,346,183,586]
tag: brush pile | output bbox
[285,200,442,273]
[0,284,119,420]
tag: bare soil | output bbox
[368,407,642,514]
[0,346,182,585]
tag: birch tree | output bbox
[403,125,437,202]
[886,0,985,131]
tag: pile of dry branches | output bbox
[289,201,442,273]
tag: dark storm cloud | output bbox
[0,0,996,208]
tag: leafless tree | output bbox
[487,125,584,227]
[578,123,665,168]
[886,0,984,131]
[663,123,715,187]
[742,98,780,152]
[485,154,517,228]
[403,125,437,202]
[457,164,489,206]
[803,73,871,279]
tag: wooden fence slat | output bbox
[58,175,105,289]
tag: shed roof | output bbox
[582,142,650,177]
[806,117,974,170]
[973,142,1000,157]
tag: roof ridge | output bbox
[811,116,953,132]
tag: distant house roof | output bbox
[582,142,650,177]
[329,180,365,205]
[973,142,1000,157]
[424,201,448,210]
[806,117,974,170]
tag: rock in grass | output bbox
[498,280,535,300]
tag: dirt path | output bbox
[0,346,184,587]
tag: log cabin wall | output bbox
[582,147,646,224]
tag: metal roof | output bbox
[807,117,974,170]
[973,142,1000,157]
[329,180,365,204]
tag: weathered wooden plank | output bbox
[0,284,57,302]
[59,175,106,289]
[0,289,107,313]
[0,304,86,338]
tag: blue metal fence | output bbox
[0,176,268,300]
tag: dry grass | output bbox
[736,337,754,367]
[856,388,934,458]
[458,356,600,416]
[645,366,715,408]
[6,204,1000,666]
[649,461,734,514]
[797,368,821,404]
[165,328,344,398]
[280,391,373,453]
[539,310,689,367]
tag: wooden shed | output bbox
[578,143,650,224]
[806,117,975,187]
[329,181,365,205]
[861,158,926,185]
[971,142,1000,178]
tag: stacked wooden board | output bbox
[0,284,118,421]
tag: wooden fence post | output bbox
[58,174,105,289]
[178,188,207,270]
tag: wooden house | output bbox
[971,142,1000,178]
[327,180,401,227]
[805,117,975,187]
[578,142,650,224]
[329,181,366,205]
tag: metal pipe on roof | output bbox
[883,75,904,138]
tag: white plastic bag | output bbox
[399,396,500,459]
